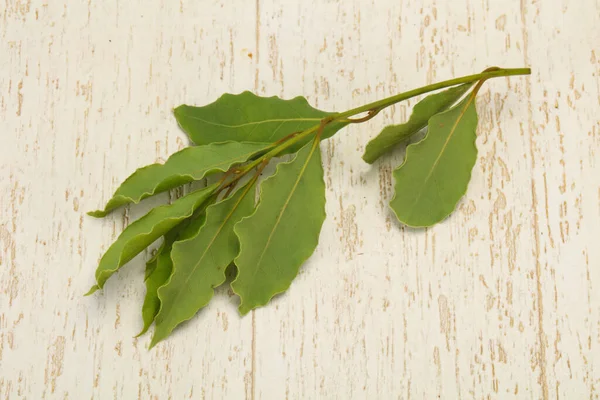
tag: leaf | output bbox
[85,184,218,295]
[138,240,172,337]
[89,142,268,218]
[174,92,346,152]
[390,91,478,227]
[232,139,326,315]
[362,84,473,164]
[137,211,208,337]
[150,180,257,347]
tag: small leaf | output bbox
[175,92,346,151]
[138,240,172,337]
[137,212,208,337]
[362,84,473,164]
[150,181,257,347]
[89,142,268,218]
[232,139,326,315]
[85,184,218,295]
[390,91,478,227]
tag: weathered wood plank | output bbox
[0,0,598,398]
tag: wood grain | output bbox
[1,0,598,398]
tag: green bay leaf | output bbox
[390,92,478,227]
[150,180,257,347]
[362,83,473,164]
[174,92,346,151]
[89,141,268,218]
[137,210,209,337]
[232,139,326,315]
[85,184,218,295]
[138,240,171,337]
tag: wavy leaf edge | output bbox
[88,141,269,218]
[150,181,257,347]
[85,184,218,295]
[389,93,479,228]
[232,139,326,315]
[362,83,474,164]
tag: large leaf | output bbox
[150,181,257,347]
[232,140,326,315]
[362,84,473,164]
[85,184,218,295]
[390,92,478,227]
[174,91,346,151]
[89,142,268,218]
[137,211,208,337]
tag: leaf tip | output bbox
[148,335,162,350]
[84,284,100,296]
[134,327,149,339]
[87,210,107,218]
[238,303,252,316]
[173,105,192,122]
[361,151,376,165]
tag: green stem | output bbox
[335,67,530,119]
[219,66,530,191]
[271,67,530,158]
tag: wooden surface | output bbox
[1,1,599,398]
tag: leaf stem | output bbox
[258,67,530,160]
[216,66,530,193]
[335,67,530,119]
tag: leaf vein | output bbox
[405,93,476,217]
[177,112,322,129]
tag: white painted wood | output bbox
[1,1,598,398]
